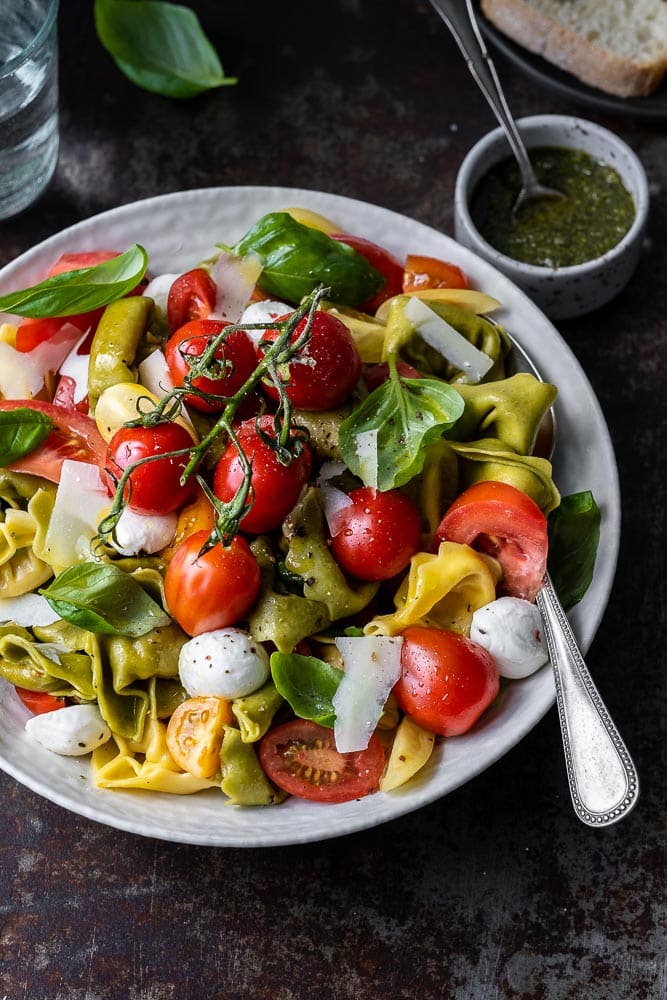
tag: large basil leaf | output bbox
[233,212,384,307]
[94,0,236,99]
[270,651,342,728]
[339,375,465,491]
[548,491,601,610]
[0,245,148,318]
[40,562,171,637]
[0,409,53,465]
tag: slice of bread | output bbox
[480,0,667,97]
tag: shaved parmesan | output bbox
[0,323,85,399]
[138,348,176,397]
[355,428,378,489]
[209,252,263,324]
[142,273,178,319]
[403,296,493,384]
[0,593,61,627]
[43,460,110,573]
[332,635,404,752]
[320,484,353,537]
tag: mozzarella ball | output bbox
[239,300,291,346]
[25,704,111,756]
[110,507,178,556]
[470,596,549,679]
[178,628,270,700]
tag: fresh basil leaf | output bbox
[233,212,384,307]
[0,408,53,464]
[0,245,149,319]
[339,375,465,491]
[548,491,601,610]
[270,651,342,728]
[40,562,172,637]
[94,0,237,99]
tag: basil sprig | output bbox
[0,245,148,318]
[270,652,342,728]
[94,0,237,99]
[339,373,464,491]
[548,490,601,610]
[40,563,172,637]
[233,212,384,307]
[0,408,53,465]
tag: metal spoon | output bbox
[428,0,563,213]
[509,334,639,826]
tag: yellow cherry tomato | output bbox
[94,381,197,443]
[158,485,216,562]
[285,206,340,235]
[166,696,233,779]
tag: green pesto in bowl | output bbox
[470,146,636,269]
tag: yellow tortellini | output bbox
[0,470,56,598]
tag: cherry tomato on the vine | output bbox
[394,625,499,737]
[435,480,548,602]
[167,267,217,333]
[102,421,195,515]
[330,233,405,313]
[164,530,261,636]
[328,487,422,581]
[213,416,312,535]
[164,319,257,413]
[402,254,469,293]
[258,310,362,411]
[259,719,386,803]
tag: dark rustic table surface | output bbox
[0,3,664,998]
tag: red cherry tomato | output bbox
[394,625,499,737]
[330,233,405,312]
[0,400,106,482]
[402,254,469,293]
[102,421,195,515]
[259,719,385,803]
[167,267,217,333]
[328,487,422,581]
[14,688,67,715]
[213,416,312,535]
[435,480,548,602]
[362,360,422,392]
[164,530,261,636]
[164,319,258,413]
[258,310,362,411]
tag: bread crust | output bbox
[480,0,667,97]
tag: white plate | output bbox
[0,187,620,846]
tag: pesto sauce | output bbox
[470,146,635,268]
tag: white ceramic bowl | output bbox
[454,115,649,321]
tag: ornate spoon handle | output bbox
[536,574,639,826]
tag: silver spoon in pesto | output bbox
[509,335,639,826]
[427,0,564,214]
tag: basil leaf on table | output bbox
[233,212,384,307]
[0,409,53,465]
[270,652,342,728]
[94,0,237,99]
[339,375,465,491]
[0,245,148,318]
[40,563,172,637]
[548,490,601,610]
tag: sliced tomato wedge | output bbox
[14,688,67,715]
[435,480,548,602]
[402,254,469,293]
[259,719,385,803]
[0,400,107,482]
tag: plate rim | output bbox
[0,185,621,846]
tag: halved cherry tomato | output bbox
[14,688,67,715]
[402,254,469,293]
[213,416,312,535]
[166,696,233,778]
[394,625,499,737]
[435,480,548,602]
[164,530,261,636]
[167,267,217,333]
[328,487,422,581]
[258,310,361,411]
[0,399,107,482]
[102,421,196,515]
[164,319,257,413]
[330,233,405,312]
[259,719,386,803]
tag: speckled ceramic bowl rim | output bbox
[454,114,649,276]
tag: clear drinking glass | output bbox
[0,0,59,220]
